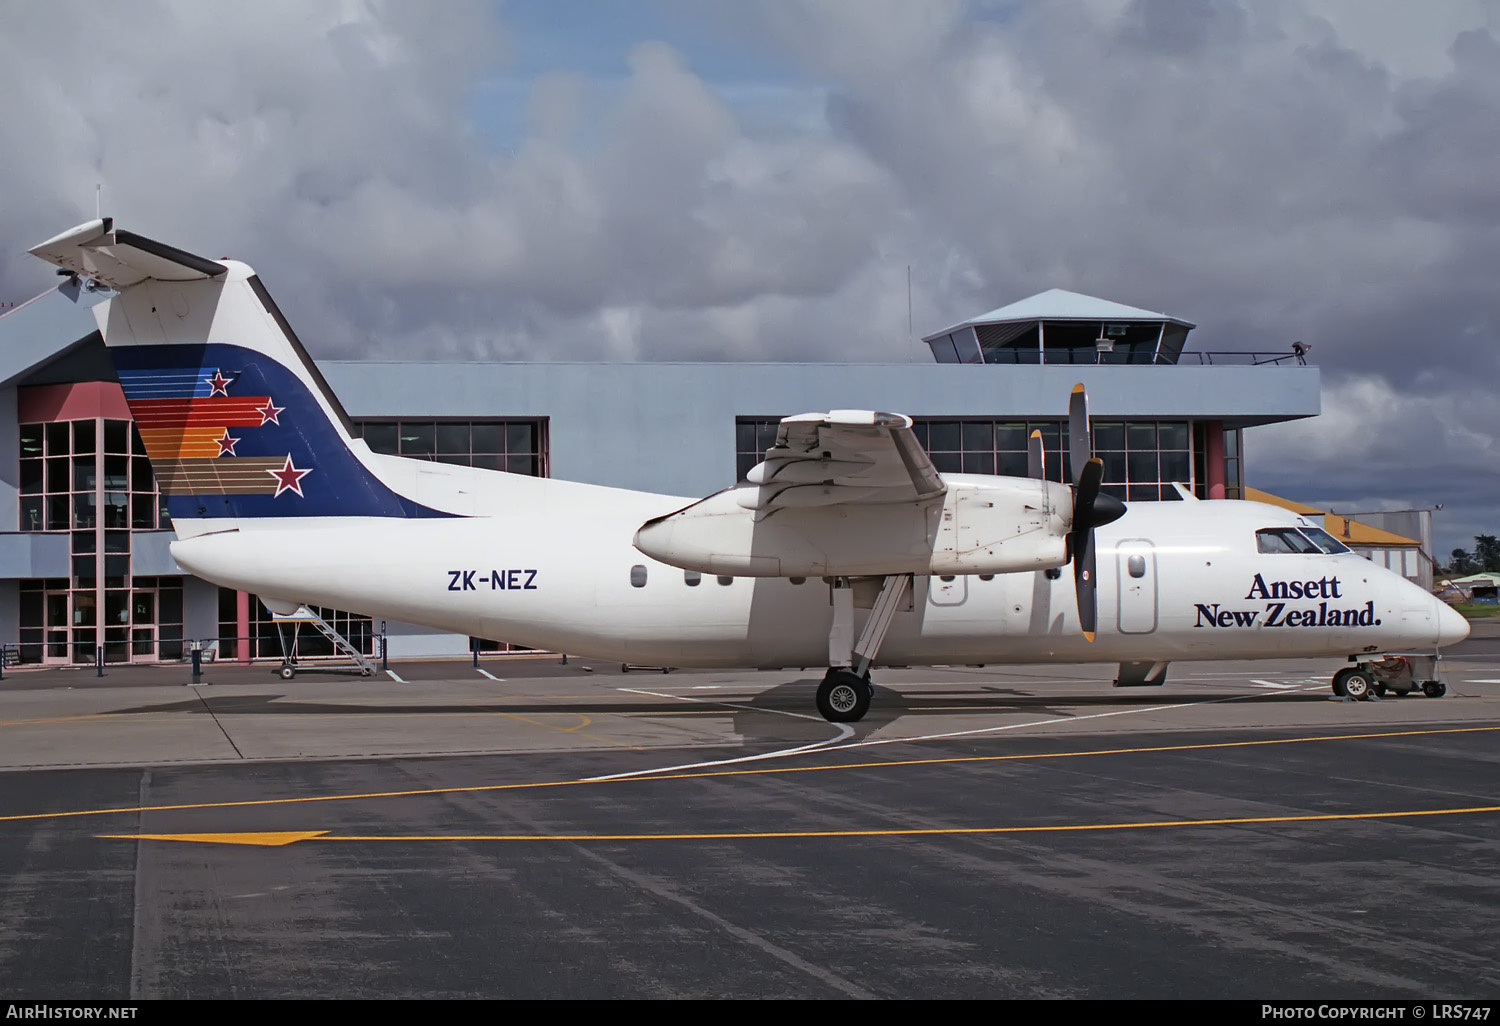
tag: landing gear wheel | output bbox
[1331,668,1352,697]
[1372,682,1387,698]
[1422,680,1447,698]
[1393,688,1412,697]
[278,664,296,680]
[817,670,871,723]
[1342,669,1374,701]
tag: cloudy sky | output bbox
[0,0,1496,555]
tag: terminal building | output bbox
[0,281,1322,664]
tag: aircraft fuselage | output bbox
[170,488,1462,670]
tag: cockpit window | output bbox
[1256,528,1322,554]
[1299,527,1351,554]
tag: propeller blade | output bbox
[1027,429,1044,480]
[1068,383,1091,483]
[1068,457,1115,642]
[1061,385,1123,644]
[1074,524,1097,642]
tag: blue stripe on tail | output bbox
[115,343,453,520]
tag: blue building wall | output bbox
[323,361,1319,499]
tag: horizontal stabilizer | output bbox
[29,218,226,290]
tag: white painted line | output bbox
[1466,679,1500,684]
[592,681,1325,781]
[1250,679,1301,689]
[690,685,722,690]
[825,683,1328,755]
[589,688,854,781]
[475,668,505,681]
[384,670,406,683]
[613,687,834,724]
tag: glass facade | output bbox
[353,419,548,476]
[14,412,553,664]
[1224,426,1243,499]
[15,416,178,664]
[736,419,784,482]
[19,419,167,535]
[216,589,374,662]
[738,416,1207,500]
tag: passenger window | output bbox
[1255,528,1320,554]
[684,570,701,587]
[1127,555,1146,578]
[630,565,648,587]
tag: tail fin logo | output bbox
[269,456,311,498]
[119,362,309,499]
[112,342,451,520]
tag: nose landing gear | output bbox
[1332,657,1446,700]
[1332,666,1374,700]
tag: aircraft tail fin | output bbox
[29,220,454,527]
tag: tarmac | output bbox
[1,623,1498,998]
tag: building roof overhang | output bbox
[0,285,111,390]
[1245,487,1420,547]
[924,288,1195,343]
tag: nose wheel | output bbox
[1332,667,1374,700]
[817,668,872,723]
[1334,664,1448,699]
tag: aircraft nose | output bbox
[1436,599,1471,648]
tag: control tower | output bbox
[922,288,1195,365]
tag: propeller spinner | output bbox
[1066,384,1126,641]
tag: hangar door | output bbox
[1116,539,1158,634]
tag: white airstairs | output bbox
[270,605,376,679]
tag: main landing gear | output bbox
[817,574,910,723]
[1332,658,1446,700]
[817,668,873,723]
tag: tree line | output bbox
[1446,535,1500,575]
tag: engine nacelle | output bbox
[634,475,1071,578]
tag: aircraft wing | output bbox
[739,410,946,512]
[28,218,227,289]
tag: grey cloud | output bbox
[1,0,1497,542]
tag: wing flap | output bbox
[745,410,946,510]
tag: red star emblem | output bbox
[205,370,232,396]
[257,398,284,426]
[268,455,310,498]
[215,430,239,457]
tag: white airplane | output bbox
[27,220,1469,721]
